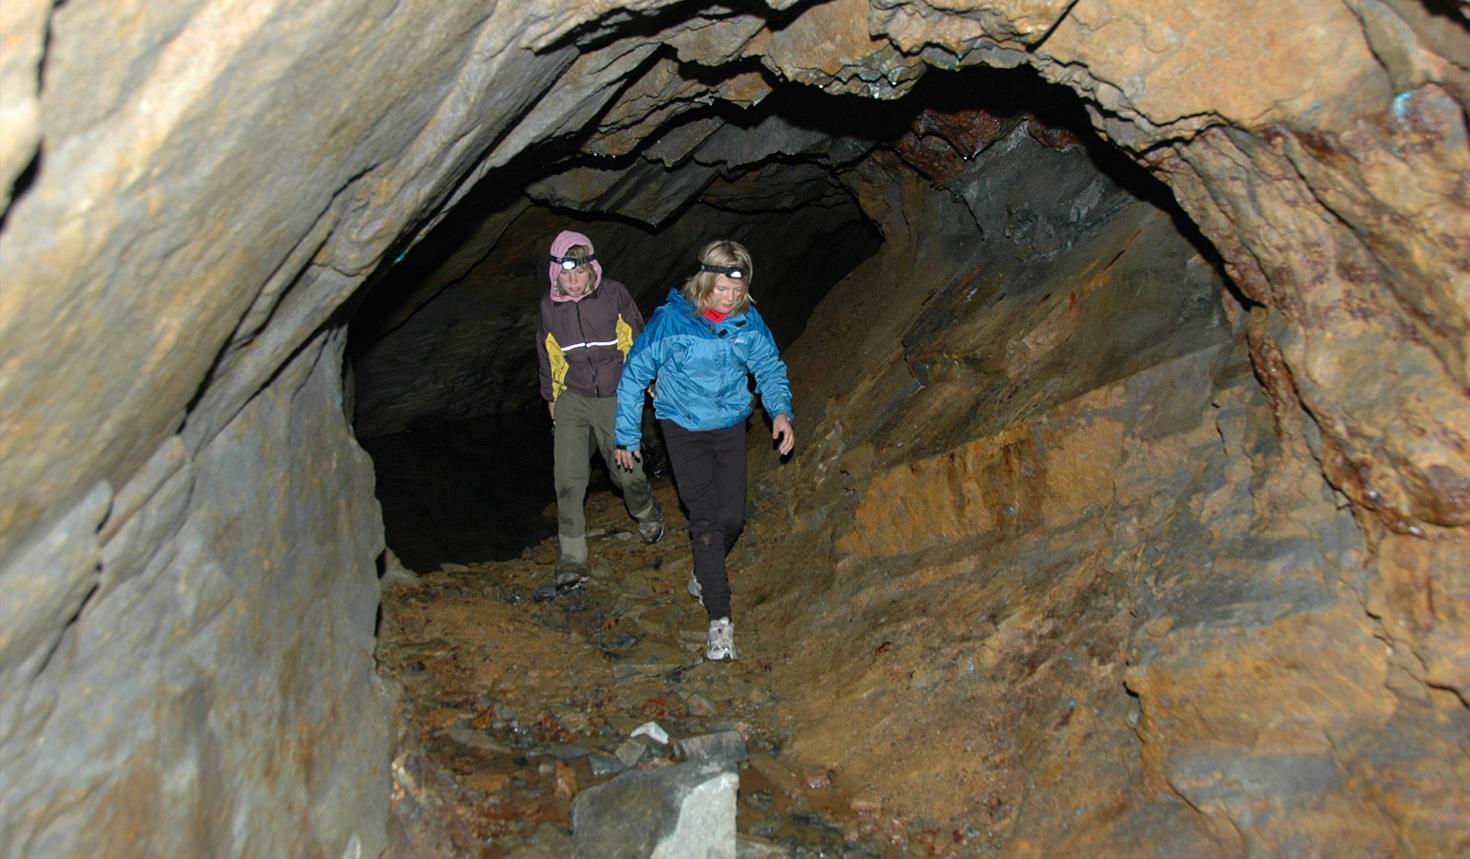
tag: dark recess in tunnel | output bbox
[344,63,1228,574]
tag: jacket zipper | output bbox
[575,300,599,394]
[709,319,734,388]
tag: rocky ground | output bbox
[379,480,978,858]
[371,113,1469,857]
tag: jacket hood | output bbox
[548,229,604,303]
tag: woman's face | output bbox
[710,275,746,314]
[557,264,593,297]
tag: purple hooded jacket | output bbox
[537,230,645,402]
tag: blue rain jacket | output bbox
[615,288,793,449]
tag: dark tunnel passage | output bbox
[345,66,1225,573]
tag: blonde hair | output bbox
[682,240,754,315]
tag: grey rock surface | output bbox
[589,753,626,777]
[674,731,748,767]
[0,334,393,857]
[527,158,723,228]
[0,0,46,208]
[737,835,793,859]
[615,738,649,768]
[572,761,738,859]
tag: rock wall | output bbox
[0,4,774,855]
[746,116,1468,854]
[0,332,393,856]
[0,0,1464,856]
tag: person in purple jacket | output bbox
[614,239,794,661]
[537,230,664,589]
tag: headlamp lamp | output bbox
[698,262,747,280]
[551,254,596,270]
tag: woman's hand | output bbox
[614,448,642,471]
[772,415,795,456]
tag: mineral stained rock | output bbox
[0,1,1465,857]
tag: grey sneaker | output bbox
[637,519,665,544]
[706,617,736,661]
[553,559,589,590]
[687,575,703,607]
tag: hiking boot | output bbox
[553,559,589,591]
[687,574,703,607]
[637,519,665,544]
[706,617,736,662]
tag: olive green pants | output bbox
[553,392,659,563]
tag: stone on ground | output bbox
[675,731,748,767]
[571,762,738,859]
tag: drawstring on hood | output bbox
[547,229,604,303]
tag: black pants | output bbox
[661,420,746,621]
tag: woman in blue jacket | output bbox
[613,240,795,661]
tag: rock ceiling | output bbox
[2,1,1465,570]
[0,1,1465,855]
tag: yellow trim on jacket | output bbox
[545,331,568,401]
[616,314,634,360]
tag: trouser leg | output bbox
[662,421,746,621]
[552,393,595,564]
[589,396,659,523]
[640,405,668,477]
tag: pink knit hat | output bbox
[547,229,604,303]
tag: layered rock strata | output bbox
[744,118,1467,853]
[0,1,1463,856]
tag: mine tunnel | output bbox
[346,64,1254,854]
[346,69,1151,571]
[0,2,1466,858]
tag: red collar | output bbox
[703,308,728,324]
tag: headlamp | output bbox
[698,262,746,280]
[551,254,596,270]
